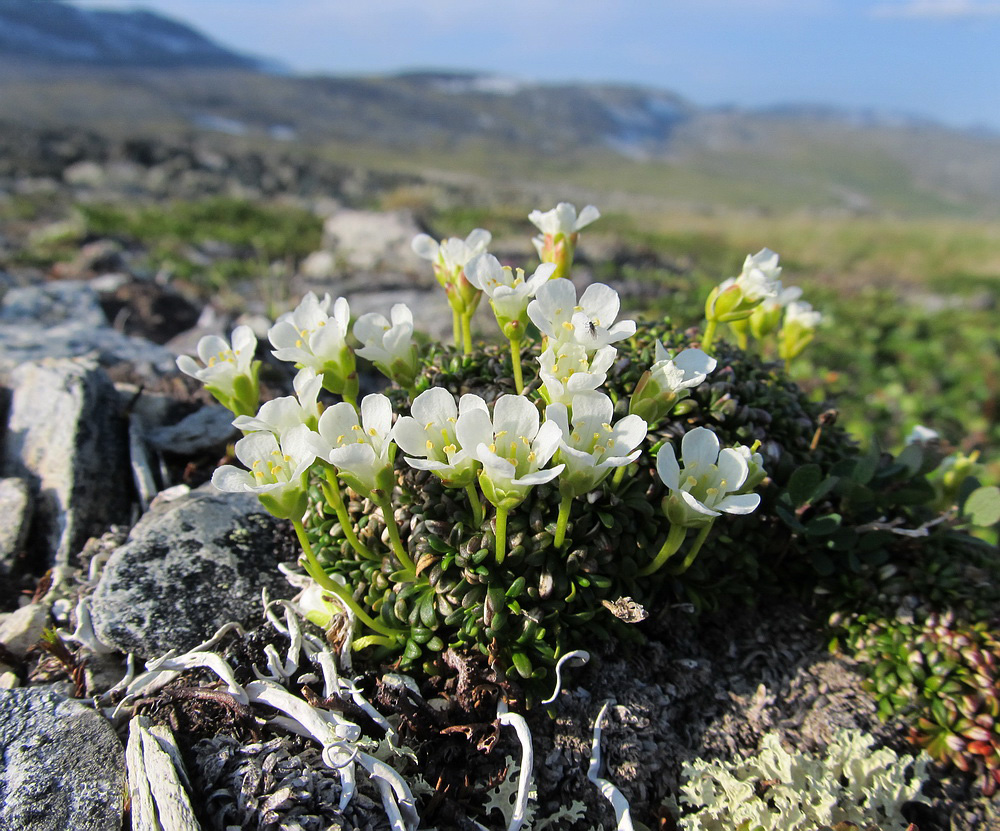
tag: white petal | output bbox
[411,233,439,260]
[680,427,720,470]
[456,406,494,453]
[412,387,458,424]
[574,204,600,231]
[716,447,750,493]
[360,394,393,439]
[715,493,761,515]
[392,417,429,456]
[680,490,720,517]
[493,395,539,441]
[212,465,254,492]
[513,464,564,487]
[655,444,681,489]
[579,283,620,325]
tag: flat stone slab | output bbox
[0,688,125,831]
[90,484,296,659]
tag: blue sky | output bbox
[70,0,1000,131]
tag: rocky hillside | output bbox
[0,0,265,69]
[2,2,998,217]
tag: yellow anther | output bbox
[489,443,497,453]
[351,424,362,431]
[368,428,377,437]
[337,434,346,444]
[426,439,435,451]
[562,321,574,330]
[443,443,457,454]
[527,451,536,462]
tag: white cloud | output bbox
[872,0,1000,18]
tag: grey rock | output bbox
[0,603,49,657]
[0,688,125,831]
[1,358,131,568]
[321,208,425,273]
[90,484,295,658]
[146,404,238,456]
[0,280,181,384]
[0,323,182,384]
[0,281,107,329]
[0,477,32,574]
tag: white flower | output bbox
[312,393,395,496]
[528,202,600,262]
[547,392,647,498]
[784,300,822,329]
[233,367,322,436]
[528,203,601,237]
[527,278,635,350]
[630,344,717,426]
[353,304,419,389]
[455,394,564,510]
[465,253,556,339]
[538,342,618,406]
[656,427,761,526]
[268,292,356,396]
[176,324,259,415]
[652,343,717,391]
[212,425,316,518]
[906,425,940,445]
[393,388,487,487]
[411,228,492,274]
[706,249,782,325]
[738,248,783,301]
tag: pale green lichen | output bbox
[676,729,929,831]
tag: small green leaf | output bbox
[964,486,1000,527]
[804,513,842,537]
[853,441,881,485]
[511,651,533,678]
[786,464,822,507]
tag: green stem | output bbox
[667,522,714,575]
[465,483,484,528]
[452,306,462,349]
[460,311,474,355]
[701,319,718,353]
[509,338,524,394]
[322,469,377,561]
[553,494,573,548]
[637,522,689,576]
[735,330,748,351]
[373,494,417,579]
[291,518,401,640]
[611,465,627,489]
[495,507,508,565]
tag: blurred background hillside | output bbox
[1,0,998,467]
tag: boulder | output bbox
[90,484,296,659]
[1,358,131,568]
[0,688,126,831]
[321,208,425,273]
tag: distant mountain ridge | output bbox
[0,0,267,69]
[1,1,998,217]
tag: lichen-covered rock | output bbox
[90,483,297,658]
[1,357,131,568]
[0,688,126,831]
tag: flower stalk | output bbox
[291,517,402,641]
